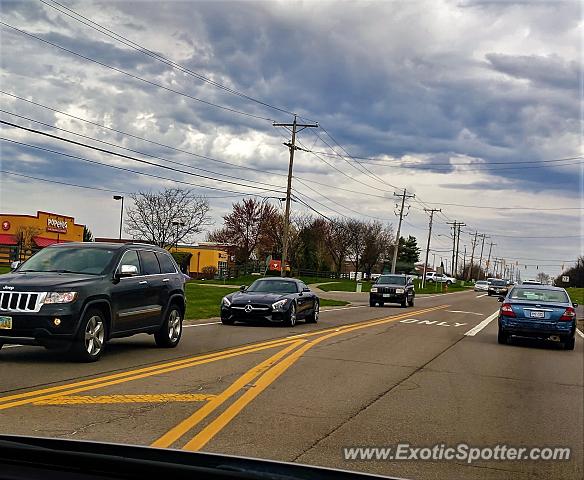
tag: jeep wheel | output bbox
[369,300,376,307]
[70,309,106,362]
[408,296,415,307]
[155,305,183,348]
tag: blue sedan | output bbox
[497,284,577,350]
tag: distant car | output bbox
[425,272,456,285]
[370,274,415,308]
[220,277,319,327]
[488,278,509,296]
[522,280,542,285]
[474,280,489,292]
[498,285,577,350]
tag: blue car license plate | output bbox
[530,311,545,319]
[0,316,12,329]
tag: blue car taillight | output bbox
[501,303,516,317]
[559,307,576,321]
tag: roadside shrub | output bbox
[201,266,218,278]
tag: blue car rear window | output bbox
[510,288,569,303]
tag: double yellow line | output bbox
[152,304,448,451]
[1,304,447,446]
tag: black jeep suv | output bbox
[0,242,186,362]
[369,274,415,308]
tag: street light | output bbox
[172,221,185,252]
[113,195,124,240]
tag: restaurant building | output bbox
[0,211,85,265]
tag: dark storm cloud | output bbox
[486,53,579,91]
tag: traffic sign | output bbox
[562,276,569,283]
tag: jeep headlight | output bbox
[271,299,288,311]
[396,288,405,294]
[222,296,231,307]
[44,292,78,304]
[371,287,378,293]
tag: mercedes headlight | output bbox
[371,287,378,293]
[271,299,288,311]
[222,296,231,307]
[396,288,405,294]
[44,292,78,304]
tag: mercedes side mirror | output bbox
[497,296,505,303]
[10,260,22,271]
[573,303,578,308]
[117,264,139,278]
[239,285,246,292]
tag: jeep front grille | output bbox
[0,291,47,313]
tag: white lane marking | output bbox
[321,305,368,312]
[184,322,221,328]
[447,310,484,316]
[3,344,23,349]
[476,294,488,298]
[576,329,584,339]
[464,311,499,336]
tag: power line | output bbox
[0,110,287,190]
[307,149,584,167]
[0,120,285,193]
[0,169,262,199]
[0,21,274,122]
[0,90,291,179]
[39,0,300,118]
[0,137,286,197]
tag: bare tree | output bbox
[346,219,369,275]
[125,188,211,248]
[536,272,550,285]
[361,221,394,275]
[207,198,278,269]
[324,218,352,275]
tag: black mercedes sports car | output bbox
[220,277,319,327]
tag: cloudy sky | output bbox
[0,0,581,278]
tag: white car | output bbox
[474,280,489,291]
[425,272,456,285]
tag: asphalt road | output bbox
[1,290,582,480]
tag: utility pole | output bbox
[467,231,478,281]
[462,245,467,276]
[477,234,488,280]
[421,209,441,289]
[390,188,415,273]
[485,241,495,278]
[273,115,318,277]
[447,221,466,277]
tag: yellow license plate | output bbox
[0,316,12,329]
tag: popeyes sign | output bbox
[47,217,68,234]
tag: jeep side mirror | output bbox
[117,264,139,278]
[498,296,505,302]
[10,261,22,271]
[239,285,246,292]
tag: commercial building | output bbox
[175,242,232,277]
[0,211,85,265]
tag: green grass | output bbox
[318,280,373,292]
[185,284,239,320]
[184,283,349,320]
[0,266,11,275]
[320,298,350,307]
[412,280,470,295]
[566,288,584,305]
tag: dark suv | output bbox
[369,274,415,308]
[0,242,186,361]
